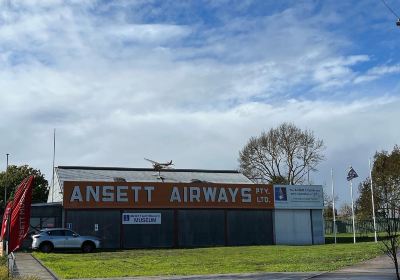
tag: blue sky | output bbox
[1,0,400,209]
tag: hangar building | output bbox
[33,166,324,248]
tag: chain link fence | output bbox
[325,218,397,235]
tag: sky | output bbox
[1,0,400,208]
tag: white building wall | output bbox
[47,170,63,203]
[274,209,313,245]
[311,209,325,244]
[274,209,325,245]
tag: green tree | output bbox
[370,146,400,280]
[0,165,49,207]
[239,122,325,184]
[355,178,381,220]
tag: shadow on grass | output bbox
[325,236,382,244]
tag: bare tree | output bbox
[338,203,353,218]
[239,122,325,185]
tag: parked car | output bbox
[32,228,101,253]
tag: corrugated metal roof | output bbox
[47,166,253,203]
[57,166,240,173]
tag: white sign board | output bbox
[122,213,161,224]
[274,185,323,209]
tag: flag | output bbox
[8,176,34,252]
[1,201,12,240]
[347,167,359,181]
[1,177,29,241]
[11,177,29,207]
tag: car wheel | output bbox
[81,242,94,253]
[39,242,53,253]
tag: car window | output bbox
[47,230,64,236]
[42,217,56,228]
[64,230,76,237]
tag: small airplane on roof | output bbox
[144,158,174,171]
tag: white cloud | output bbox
[0,1,400,207]
[311,55,370,90]
[106,24,191,43]
[354,64,400,84]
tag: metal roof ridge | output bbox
[56,166,241,174]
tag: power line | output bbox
[381,0,400,19]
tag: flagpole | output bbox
[350,179,356,244]
[331,168,337,244]
[51,128,56,203]
[369,159,377,243]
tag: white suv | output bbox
[32,228,101,253]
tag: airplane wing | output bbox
[144,158,158,164]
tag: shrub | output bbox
[0,266,8,280]
[0,263,40,280]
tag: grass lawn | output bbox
[34,242,381,279]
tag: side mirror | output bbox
[73,234,79,238]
